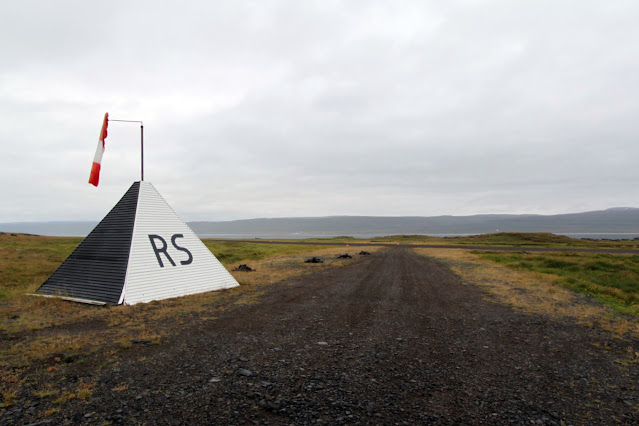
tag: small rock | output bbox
[239,368,253,377]
[267,401,281,410]
[317,341,328,346]
[233,264,254,272]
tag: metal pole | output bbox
[140,124,144,181]
[110,119,144,182]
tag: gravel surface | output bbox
[3,247,638,425]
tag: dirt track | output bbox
[3,248,638,424]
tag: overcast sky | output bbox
[1,0,638,223]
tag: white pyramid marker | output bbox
[38,181,239,305]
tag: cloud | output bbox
[1,1,638,222]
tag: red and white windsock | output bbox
[89,112,109,187]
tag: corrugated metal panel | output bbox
[37,182,140,304]
[122,182,239,305]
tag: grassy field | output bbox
[203,240,331,264]
[279,232,639,251]
[0,234,83,300]
[360,232,639,249]
[475,251,639,316]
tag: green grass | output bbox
[202,240,325,265]
[448,232,584,247]
[302,232,639,250]
[0,233,82,298]
[475,251,639,316]
[420,232,637,249]
[367,235,442,243]
[297,232,588,246]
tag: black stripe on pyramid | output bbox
[37,182,140,304]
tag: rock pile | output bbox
[233,264,254,271]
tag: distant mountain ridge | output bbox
[3,208,636,237]
[189,207,639,236]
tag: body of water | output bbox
[556,233,639,240]
[198,233,639,240]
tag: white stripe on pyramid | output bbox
[121,182,239,305]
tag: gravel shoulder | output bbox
[2,247,638,425]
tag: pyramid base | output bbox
[26,293,107,305]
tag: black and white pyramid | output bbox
[37,182,239,305]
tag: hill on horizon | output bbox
[2,207,638,237]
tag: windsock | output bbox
[89,112,109,187]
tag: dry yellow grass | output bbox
[111,383,129,392]
[413,248,639,336]
[0,370,22,408]
[50,379,95,404]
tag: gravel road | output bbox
[3,248,638,425]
